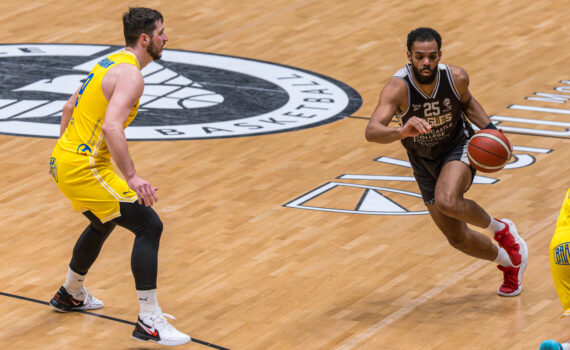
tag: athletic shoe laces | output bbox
[152,313,177,331]
[496,229,515,247]
[498,265,518,290]
[81,287,94,303]
[496,229,521,260]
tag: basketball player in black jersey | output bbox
[365,27,528,296]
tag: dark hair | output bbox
[123,7,163,47]
[406,27,442,51]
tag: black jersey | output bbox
[394,64,474,160]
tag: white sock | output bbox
[137,289,161,319]
[63,267,85,299]
[486,215,506,234]
[494,247,513,267]
[561,343,570,350]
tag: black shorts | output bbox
[407,140,476,206]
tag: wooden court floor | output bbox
[0,0,569,349]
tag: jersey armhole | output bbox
[443,65,462,101]
[392,76,411,120]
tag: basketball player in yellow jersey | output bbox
[48,7,191,346]
[540,188,570,350]
[53,50,141,222]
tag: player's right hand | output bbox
[401,116,432,137]
[127,174,159,206]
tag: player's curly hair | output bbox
[407,27,442,51]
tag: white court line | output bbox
[334,259,487,350]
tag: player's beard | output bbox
[147,39,162,60]
[412,65,437,85]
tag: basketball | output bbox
[467,129,513,173]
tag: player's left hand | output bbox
[127,174,159,206]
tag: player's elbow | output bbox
[101,123,110,135]
[365,126,376,142]
[101,122,119,137]
[365,125,392,143]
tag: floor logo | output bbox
[284,148,550,215]
[0,44,361,140]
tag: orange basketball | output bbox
[467,129,512,173]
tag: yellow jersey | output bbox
[57,50,140,162]
[549,187,570,315]
[49,50,141,222]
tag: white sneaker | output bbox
[76,287,104,310]
[50,286,104,312]
[132,313,191,346]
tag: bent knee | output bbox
[434,194,460,216]
[134,216,163,240]
[148,217,163,238]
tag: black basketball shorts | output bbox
[407,140,476,206]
